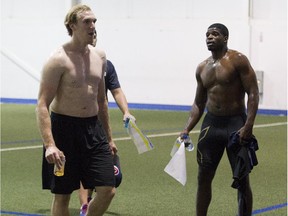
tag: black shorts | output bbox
[42,112,115,194]
[197,112,247,171]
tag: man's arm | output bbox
[237,53,259,140]
[97,57,117,154]
[98,80,112,143]
[110,88,135,121]
[36,55,64,166]
[106,60,135,121]
[182,63,207,135]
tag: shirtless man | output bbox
[180,23,259,216]
[36,4,116,216]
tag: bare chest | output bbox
[201,61,237,88]
[63,52,102,88]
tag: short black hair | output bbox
[208,23,229,37]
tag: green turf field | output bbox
[1,104,287,216]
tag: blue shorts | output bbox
[42,112,115,194]
[197,112,247,171]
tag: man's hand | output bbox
[179,129,189,140]
[123,113,136,123]
[238,125,253,145]
[45,146,65,169]
[109,141,118,155]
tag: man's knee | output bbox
[197,167,216,185]
[107,187,116,199]
[53,194,71,208]
[96,186,116,200]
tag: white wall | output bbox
[1,0,287,110]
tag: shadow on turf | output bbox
[105,211,122,216]
[35,208,50,215]
[36,208,125,216]
[69,208,123,216]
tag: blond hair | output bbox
[64,4,92,36]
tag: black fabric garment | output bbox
[228,132,259,189]
[105,60,121,95]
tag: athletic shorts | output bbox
[42,112,115,194]
[197,112,247,171]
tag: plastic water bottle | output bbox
[124,117,130,128]
[182,134,194,152]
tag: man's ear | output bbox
[224,36,228,43]
[69,23,75,31]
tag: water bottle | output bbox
[182,134,194,152]
[124,117,130,128]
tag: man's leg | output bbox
[86,186,115,216]
[196,167,216,216]
[238,175,253,216]
[79,183,93,204]
[79,183,94,215]
[52,194,71,216]
[87,189,93,202]
[79,182,88,205]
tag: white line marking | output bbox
[1,122,287,152]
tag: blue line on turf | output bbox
[0,210,44,215]
[1,203,287,215]
[1,97,287,116]
[252,202,287,215]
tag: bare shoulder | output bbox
[41,46,68,79]
[95,48,106,57]
[227,49,249,64]
[89,46,106,60]
[228,49,254,77]
[196,57,211,74]
[44,46,68,69]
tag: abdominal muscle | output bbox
[206,86,246,116]
[50,84,99,118]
